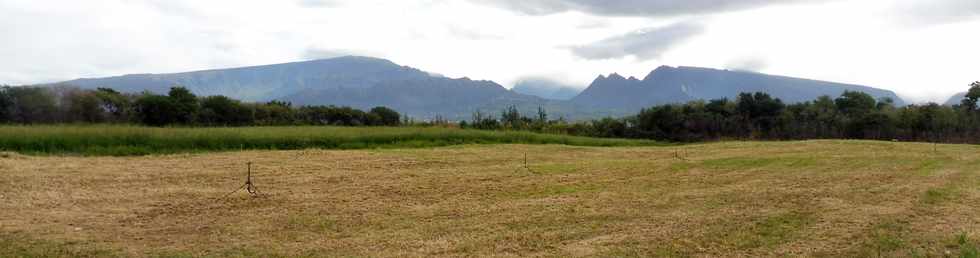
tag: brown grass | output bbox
[2,140,980,257]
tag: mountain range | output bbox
[572,66,905,112]
[47,56,906,120]
[945,92,966,106]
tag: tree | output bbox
[254,101,296,126]
[167,86,199,124]
[65,90,104,123]
[135,94,179,126]
[0,86,12,123]
[94,88,132,122]
[6,86,58,124]
[369,106,401,126]
[961,82,980,111]
[591,117,627,138]
[470,110,499,130]
[835,91,878,138]
[736,92,785,137]
[835,91,877,117]
[199,95,252,126]
[500,105,522,129]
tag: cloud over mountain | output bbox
[570,22,703,60]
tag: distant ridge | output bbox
[47,57,904,120]
[59,56,430,101]
[945,92,966,106]
[572,66,905,111]
[50,56,595,120]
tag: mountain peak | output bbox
[644,65,676,81]
[576,64,906,109]
[307,55,397,65]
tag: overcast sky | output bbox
[1,0,978,103]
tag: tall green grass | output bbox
[0,125,660,156]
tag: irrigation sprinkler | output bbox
[516,152,536,174]
[221,162,263,198]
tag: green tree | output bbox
[500,105,522,129]
[135,94,179,126]
[835,91,878,138]
[835,91,877,117]
[960,81,980,111]
[369,106,401,126]
[736,92,785,137]
[199,95,252,126]
[94,88,132,122]
[65,90,104,123]
[6,86,57,124]
[167,87,199,124]
[0,86,12,123]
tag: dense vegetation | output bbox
[0,125,658,156]
[464,82,980,143]
[3,82,979,146]
[0,85,402,127]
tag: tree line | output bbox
[5,82,980,144]
[0,86,402,126]
[463,82,980,144]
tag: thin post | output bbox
[524,153,528,168]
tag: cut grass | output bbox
[0,125,660,156]
[2,140,980,257]
[0,232,117,258]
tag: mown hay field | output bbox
[2,141,980,257]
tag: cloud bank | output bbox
[571,22,703,60]
[474,0,824,17]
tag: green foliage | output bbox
[369,106,401,126]
[0,85,405,128]
[736,92,785,136]
[5,86,58,124]
[135,94,179,126]
[0,125,659,156]
[836,90,877,117]
[199,95,252,126]
[461,83,980,144]
[3,80,980,146]
[960,81,980,111]
[0,86,12,123]
[167,87,199,124]
[94,88,131,122]
[0,232,117,258]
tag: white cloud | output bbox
[471,0,830,17]
[570,22,704,60]
[0,0,978,103]
[888,0,980,26]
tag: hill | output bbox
[573,66,905,111]
[61,56,433,102]
[945,92,966,106]
[49,58,907,120]
[52,56,605,120]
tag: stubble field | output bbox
[2,141,980,257]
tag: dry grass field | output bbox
[2,140,980,257]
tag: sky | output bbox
[1,0,978,103]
